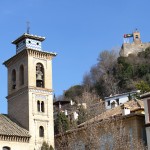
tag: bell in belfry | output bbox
[36,72,43,80]
[36,64,43,81]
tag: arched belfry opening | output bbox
[36,63,44,88]
[12,69,16,89]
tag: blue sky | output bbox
[1,0,150,113]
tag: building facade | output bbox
[1,33,56,150]
[141,92,150,150]
[55,100,147,150]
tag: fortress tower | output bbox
[4,33,56,150]
[120,30,150,57]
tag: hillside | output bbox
[58,47,150,102]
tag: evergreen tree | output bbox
[54,112,70,134]
[41,142,54,150]
[49,145,54,150]
[77,105,87,124]
[41,141,49,150]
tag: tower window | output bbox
[3,146,11,150]
[39,126,44,137]
[12,69,16,89]
[37,101,40,112]
[41,101,45,112]
[136,35,139,39]
[19,65,24,85]
[37,100,45,112]
[36,63,44,88]
[28,40,31,43]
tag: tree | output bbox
[41,141,49,150]
[136,80,150,94]
[49,145,54,150]
[55,113,147,150]
[64,85,84,100]
[54,112,70,134]
[77,105,87,124]
[41,141,54,150]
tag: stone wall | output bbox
[120,42,150,57]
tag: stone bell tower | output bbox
[4,33,56,150]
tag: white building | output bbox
[104,91,138,109]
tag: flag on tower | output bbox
[124,34,133,38]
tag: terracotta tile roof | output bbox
[0,114,30,137]
[79,100,144,127]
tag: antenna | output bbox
[26,21,30,34]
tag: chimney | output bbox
[82,103,87,109]
[70,100,74,105]
[65,109,68,116]
[73,112,78,120]
[121,104,130,115]
[59,102,61,109]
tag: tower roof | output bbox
[12,33,45,44]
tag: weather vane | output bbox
[26,21,30,34]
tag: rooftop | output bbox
[0,114,30,137]
[78,100,144,127]
[12,33,45,44]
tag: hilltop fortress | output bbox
[120,30,150,57]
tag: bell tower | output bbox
[4,33,56,150]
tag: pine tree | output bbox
[49,145,54,150]
[54,112,70,134]
[41,141,50,150]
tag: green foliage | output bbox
[41,141,54,150]
[116,48,150,92]
[138,47,150,58]
[64,85,84,100]
[136,81,150,94]
[54,112,70,134]
[61,47,150,100]
[49,145,54,150]
[137,64,150,77]
[77,105,87,124]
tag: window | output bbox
[116,98,119,105]
[12,69,16,89]
[19,65,24,85]
[108,101,110,106]
[37,101,40,112]
[41,101,44,112]
[39,126,44,137]
[37,100,45,113]
[136,35,139,39]
[3,146,11,150]
[36,63,44,88]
